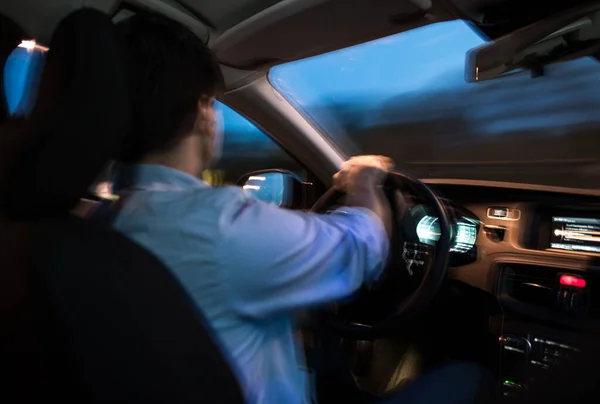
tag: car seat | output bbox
[0,8,243,404]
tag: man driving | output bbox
[109,15,491,404]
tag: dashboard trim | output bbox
[546,248,600,259]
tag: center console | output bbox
[493,261,600,400]
[497,333,580,399]
[435,192,600,400]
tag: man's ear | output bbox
[195,97,216,139]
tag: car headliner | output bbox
[0,0,453,74]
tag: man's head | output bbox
[117,15,224,175]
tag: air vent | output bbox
[499,264,600,325]
[500,265,558,308]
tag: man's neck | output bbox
[139,137,207,177]
[139,154,202,177]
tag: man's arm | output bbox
[216,190,390,319]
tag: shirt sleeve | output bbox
[216,188,389,319]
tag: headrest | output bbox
[0,8,129,220]
[0,14,27,123]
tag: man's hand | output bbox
[333,155,394,237]
[333,155,394,194]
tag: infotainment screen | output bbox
[550,216,600,253]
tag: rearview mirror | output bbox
[237,170,312,209]
[465,3,600,83]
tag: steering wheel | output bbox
[310,170,451,339]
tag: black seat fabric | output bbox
[0,9,243,403]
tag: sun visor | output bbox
[3,40,48,117]
[213,0,439,70]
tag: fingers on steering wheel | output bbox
[332,171,344,190]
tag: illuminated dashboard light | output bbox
[560,275,586,288]
[451,222,477,253]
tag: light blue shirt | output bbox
[110,164,389,404]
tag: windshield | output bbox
[269,21,600,190]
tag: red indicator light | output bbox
[560,275,586,288]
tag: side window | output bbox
[4,40,48,118]
[204,102,305,186]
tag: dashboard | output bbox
[408,179,600,326]
[416,180,600,290]
[411,203,600,257]
[419,180,600,399]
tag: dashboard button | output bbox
[489,207,508,218]
[487,207,521,221]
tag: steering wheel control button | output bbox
[487,207,521,221]
[402,242,429,276]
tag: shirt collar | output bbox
[113,163,209,193]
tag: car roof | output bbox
[0,0,455,72]
[4,0,591,71]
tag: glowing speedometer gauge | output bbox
[416,215,442,244]
[452,220,478,253]
[412,206,478,253]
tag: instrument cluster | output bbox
[410,204,480,258]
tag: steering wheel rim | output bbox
[311,170,451,339]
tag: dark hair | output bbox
[117,15,224,162]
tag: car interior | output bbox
[2,0,600,403]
